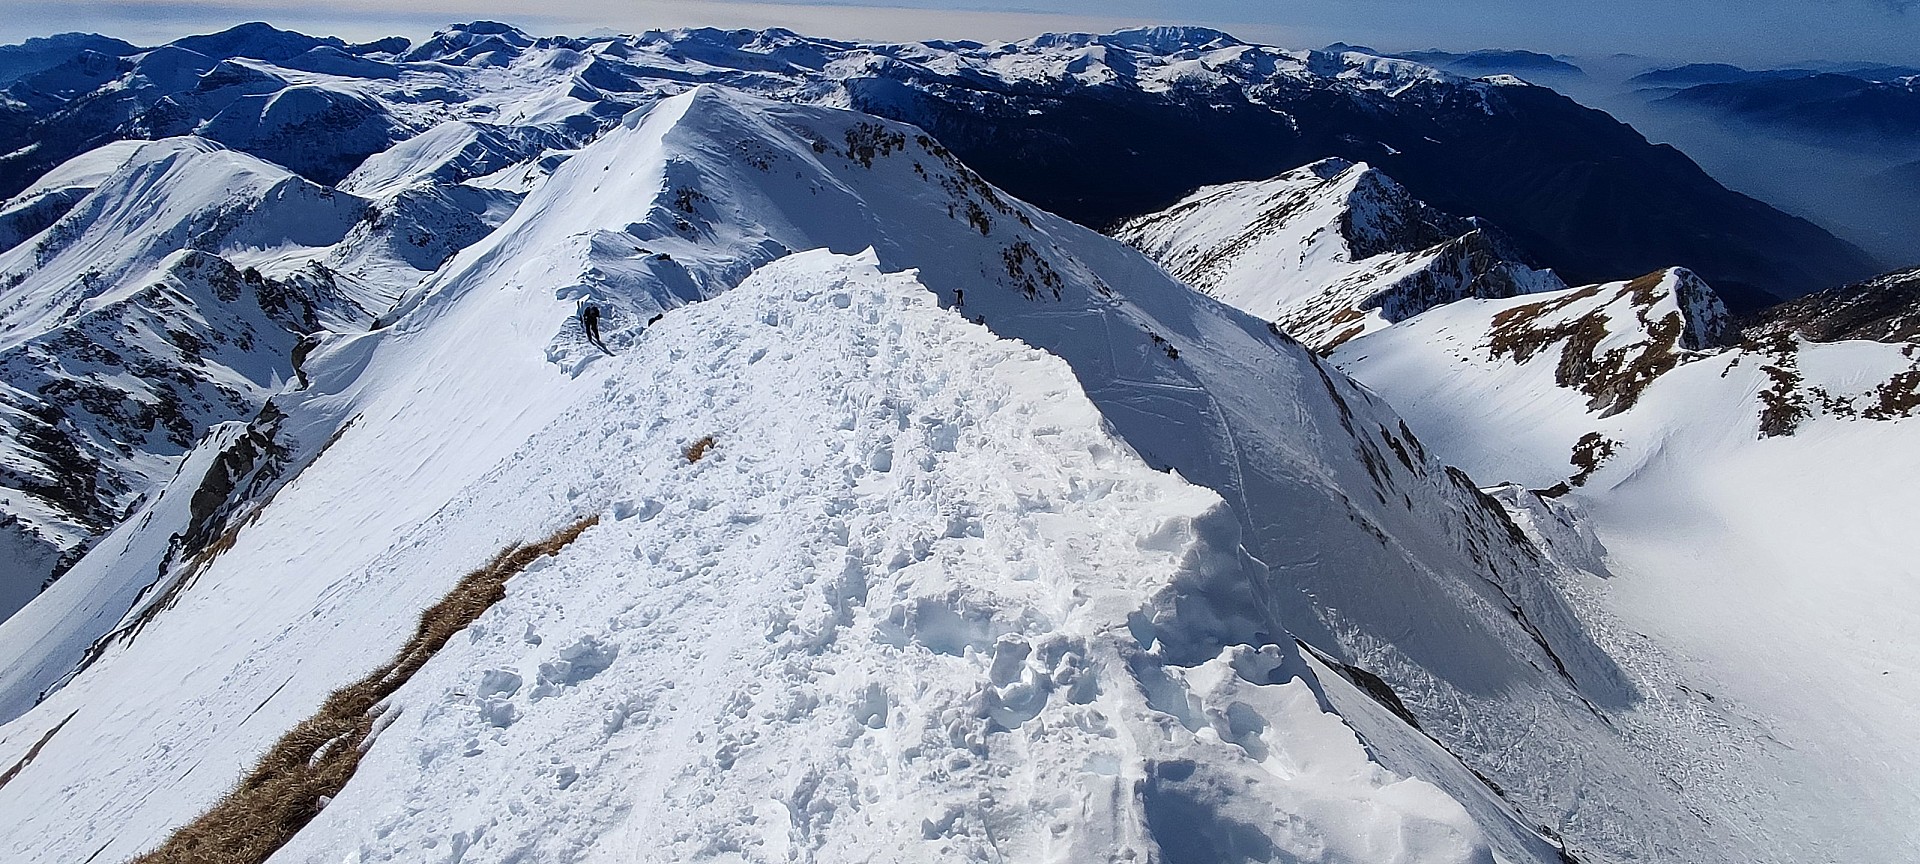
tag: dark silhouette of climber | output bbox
[580,302,610,354]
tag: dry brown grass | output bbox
[0,711,77,792]
[684,435,716,463]
[131,515,599,864]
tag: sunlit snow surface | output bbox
[267,250,1494,863]
[1336,275,1920,863]
[1123,155,1920,862]
[0,39,1900,862]
[0,88,1600,864]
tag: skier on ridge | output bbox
[579,301,610,354]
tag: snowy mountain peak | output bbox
[1463,266,1733,416]
[1302,155,1356,178]
[1662,266,1735,350]
[1115,158,1562,350]
[1335,161,1467,258]
[1091,25,1244,53]
[166,22,346,64]
[401,22,536,64]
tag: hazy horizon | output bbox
[8,0,1920,69]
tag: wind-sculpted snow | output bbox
[1115,158,1565,350]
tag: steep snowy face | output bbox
[0,87,1674,864]
[0,137,364,345]
[1332,268,1920,863]
[0,139,150,254]
[0,138,374,617]
[0,75,557,617]
[1113,159,1564,350]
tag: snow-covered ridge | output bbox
[1114,158,1564,350]
[269,249,1500,864]
[0,85,1720,864]
[0,25,1894,859]
[0,138,375,617]
[1745,262,1920,343]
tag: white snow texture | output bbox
[0,22,1909,864]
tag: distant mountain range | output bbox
[0,21,1913,864]
[1326,44,1586,79]
[0,24,1880,313]
[1649,71,1920,146]
[1603,58,1920,269]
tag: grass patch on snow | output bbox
[130,515,600,864]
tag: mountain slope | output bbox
[0,86,1769,864]
[0,137,371,618]
[1328,268,1920,864]
[0,108,544,617]
[1745,264,1920,343]
[0,22,635,205]
[1121,161,1920,858]
[1113,158,1564,350]
[268,249,1502,864]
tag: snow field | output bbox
[1,84,1677,864]
[1336,276,1920,863]
[267,250,1492,863]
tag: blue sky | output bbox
[9,0,1919,65]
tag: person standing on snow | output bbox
[579,301,608,353]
